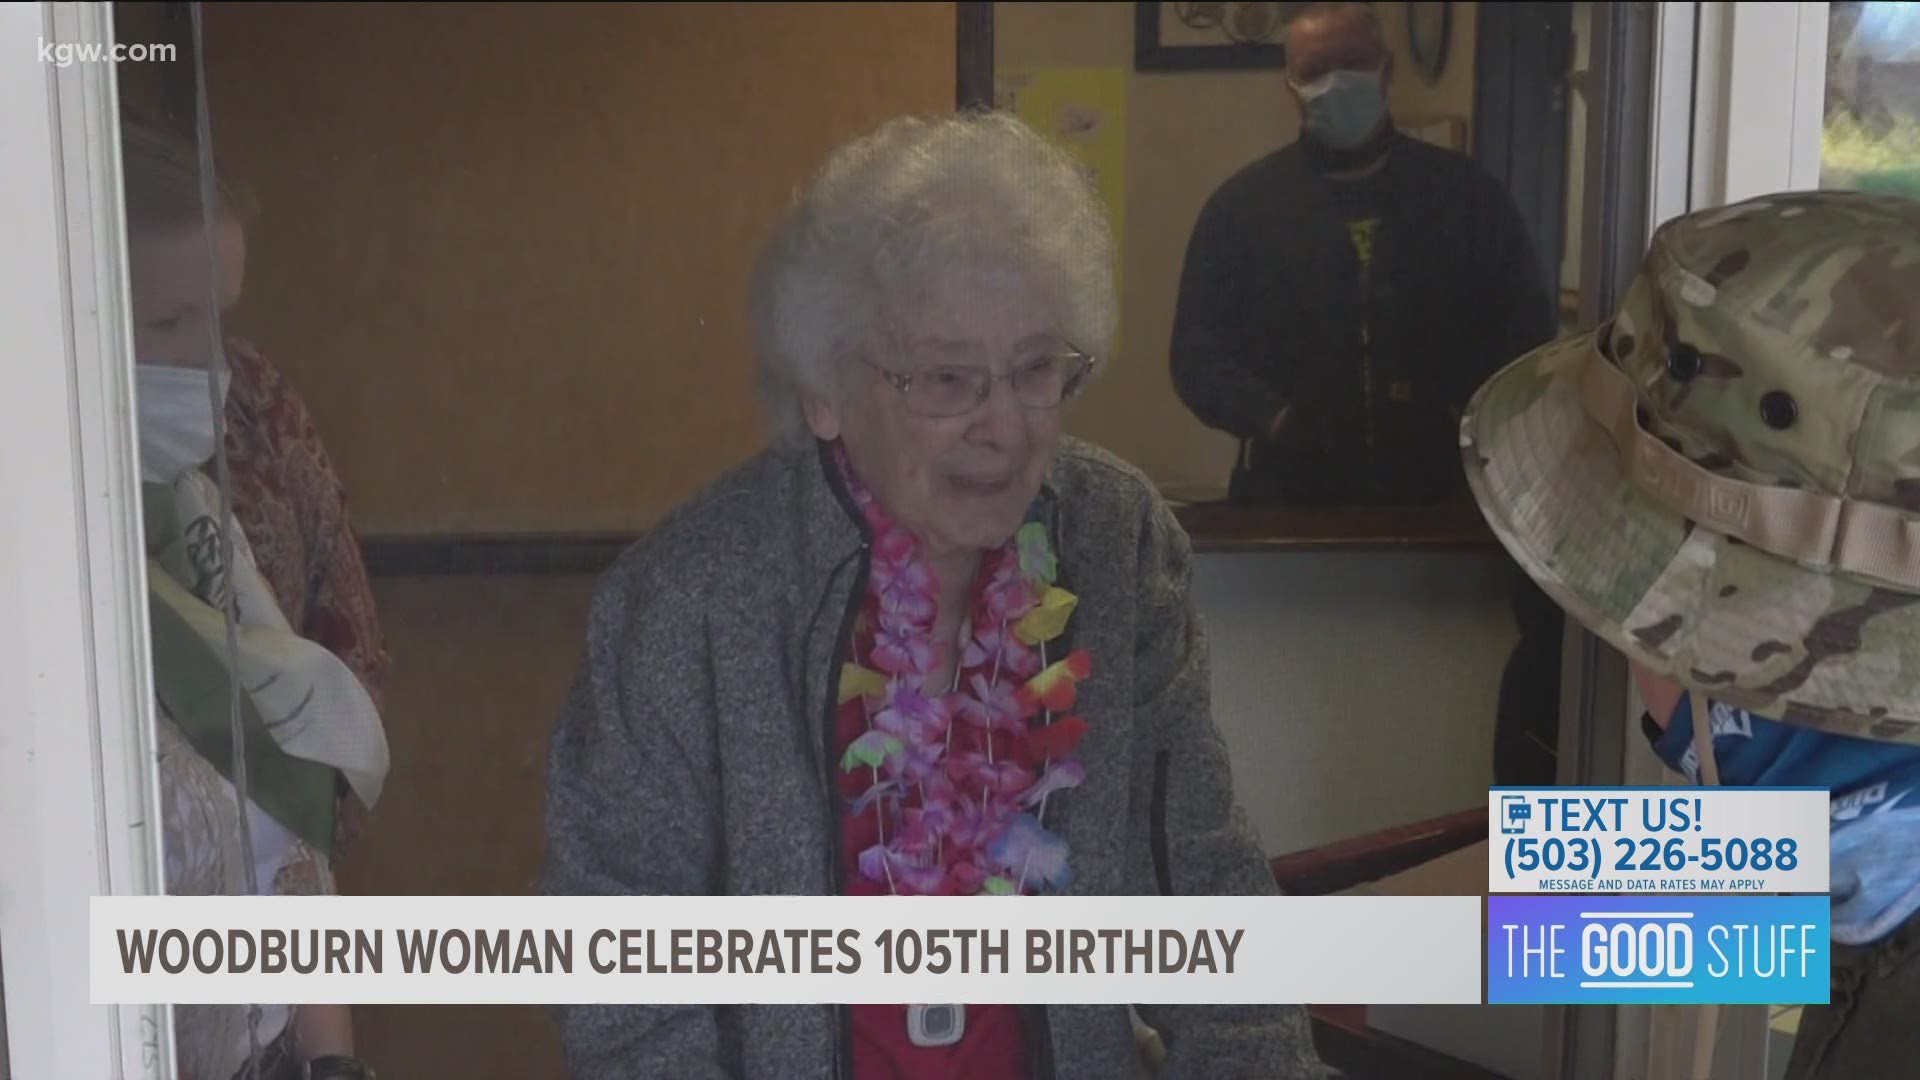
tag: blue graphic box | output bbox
[1487,895,1830,1005]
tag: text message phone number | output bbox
[1504,836,1800,880]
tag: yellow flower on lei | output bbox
[838,662,888,705]
[1013,586,1078,645]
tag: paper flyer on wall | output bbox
[995,66,1128,314]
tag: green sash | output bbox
[144,483,336,854]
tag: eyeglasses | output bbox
[862,347,1099,419]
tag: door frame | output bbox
[0,3,173,1078]
[1473,1,1576,307]
[1689,1,1830,208]
[1548,6,1681,1076]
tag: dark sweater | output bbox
[1169,131,1556,506]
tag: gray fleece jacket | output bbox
[540,437,1329,1079]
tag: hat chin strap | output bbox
[1688,712,1721,1080]
[1579,348,1920,592]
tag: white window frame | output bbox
[1691,1,1831,206]
[0,3,171,1078]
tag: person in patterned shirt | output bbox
[223,335,392,802]
[123,114,389,1080]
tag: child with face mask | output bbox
[1461,189,1920,1079]
[123,115,388,1080]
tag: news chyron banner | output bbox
[1486,787,1832,1005]
[94,895,1484,1007]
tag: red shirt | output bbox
[828,450,1048,1079]
[836,686,1034,1078]
[222,339,388,708]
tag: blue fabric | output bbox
[1654,694,1920,945]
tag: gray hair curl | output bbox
[749,110,1118,450]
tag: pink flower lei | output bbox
[832,445,1090,897]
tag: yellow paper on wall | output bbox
[995,67,1128,325]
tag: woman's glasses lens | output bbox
[902,354,1091,417]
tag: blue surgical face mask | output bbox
[135,363,230,483]
[1291,67,1387,150]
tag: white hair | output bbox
[749,110,1118,450]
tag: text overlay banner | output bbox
[1488,787,1830,894]
[93,895,1482,1006]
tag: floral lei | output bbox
[833,446,1090,897]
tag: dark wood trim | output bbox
[358,502,1499,577]
[1311,1017,1515,1080]
[1172,501,1500,554]
[956,1,994,110]
[1269,806,1488,897]
[359,534,638,578]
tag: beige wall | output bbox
[206,2,956,537]
[342,575,595,1078]
[996,1,1477,496]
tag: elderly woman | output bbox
[541,112,1326,1080]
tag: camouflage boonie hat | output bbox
[1461,189,1920,745]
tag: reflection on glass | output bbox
[992,4,1595,1078]
[1162,4,1557,511]
[995,1,1572,517]
[1823,1,1920,197]
[124,105,390,1080]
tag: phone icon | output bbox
[1501,795,1531,835]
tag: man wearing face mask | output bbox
[1170,1,1555,507]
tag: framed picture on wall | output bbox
[1133,2,1312,72]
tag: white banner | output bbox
[92,894,1482,1006]
[1488,788,1830,894]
